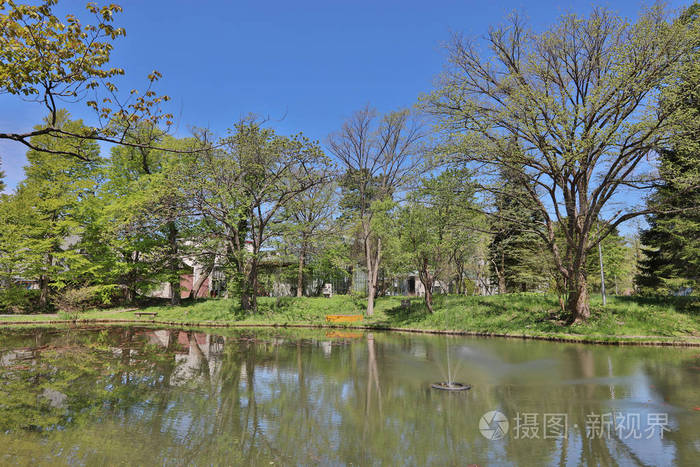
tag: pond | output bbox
[0,326,698,466]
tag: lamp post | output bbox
[597,224,606,306]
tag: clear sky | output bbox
[0,0,691,206]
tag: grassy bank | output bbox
[1,294,698,344]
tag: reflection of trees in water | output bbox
[0,328,698,465]
[365,333,382,419]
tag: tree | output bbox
[585,225,630,295]
[0,0,173,159]
[637,161,700,290]
[7,110,101,307]
[280,179,337,297]
[80,131,192,304]
[0,189,36,310]
[425,7,698,322]
[178,120,328,313]
[637,4,700,293]
[398,169,479,313]
[110,129,191,305]
[448,227,489,295]
[329,106,426,316]
[488,168,548,294]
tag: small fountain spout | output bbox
[431,340,471,391]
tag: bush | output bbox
[0,286,41,314]
[57,285,120,311]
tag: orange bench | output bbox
[325,314,363,323]
[325,331,364,339]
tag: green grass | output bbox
[1,293,698,344]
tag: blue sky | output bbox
[0,0,691,221]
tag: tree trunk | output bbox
[367,252,380,316]
[366,284,376,316]
[241,292,254,312]
[568,270,590,323]
[456,264,465,295]
[423,284,434,314]
[168,221,180,306]
[38,252,53,308]
[498,275,506,294]
[168,269,180,304]
[296,245,306,298]
[125,286,134,304]
[364,231,381,317]
[492,257,506,294]
[241,261,259,313]
[419,260,434,314]
[39,274,49,308]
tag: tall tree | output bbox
[637,4,700,293]
[329,106,426,316]
[110,128,190,304]
[0,188,35,310]
[178,120,328,313]
[9,110,101,307]
[280,180,337,297]
[398,169,479,313]
[81,131,192,304]
[425,7,698,322]
[488,168,548,293]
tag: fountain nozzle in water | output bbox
[431,381,471,391]
[431,340,471,390]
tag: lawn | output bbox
[1,293,698,344]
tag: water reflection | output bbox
[0,327,698,466]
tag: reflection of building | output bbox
[141,330,225,386]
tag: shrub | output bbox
[57,285,120,311]
[0,286,41,314]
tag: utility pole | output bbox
[597,225,607,306]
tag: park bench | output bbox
[134,312,157,319]
[325,314,363,323]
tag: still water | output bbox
[0,326,698,466]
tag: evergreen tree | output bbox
[637,148,700,291]
[488,169,548,293]
[636,4,700,293]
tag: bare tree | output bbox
[425,7,697,322]
[328,106,426,316]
